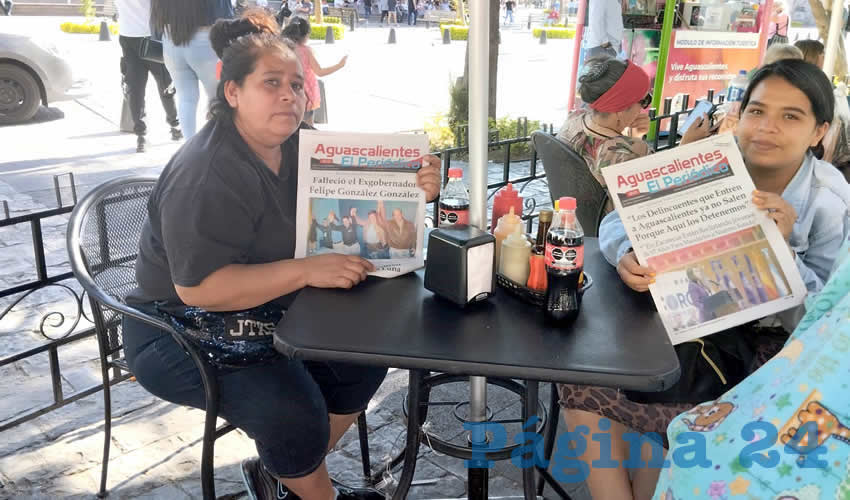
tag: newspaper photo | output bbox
[600,133,807,344]
[294,130,429,278]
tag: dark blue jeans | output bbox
[122,307,388,477]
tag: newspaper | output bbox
[600,133,807,344]
[294,130,429,278]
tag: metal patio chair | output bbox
[531,131,609,237]
[67,176,373,499]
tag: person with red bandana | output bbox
[558,56,711,206]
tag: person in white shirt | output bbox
[294,0,312,17]
[116,0,182,153]
[586,0,624,58]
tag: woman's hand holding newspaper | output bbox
[752,190,797,242]
[417,155,442,203]
[617,250,657,292]
[303,254,375,289]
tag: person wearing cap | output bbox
[558,57,711,206]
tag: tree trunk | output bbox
[807,0,847,79]
[315,0,324,24]
[454,0,499,127]
[458,0,467,24]
[489,0,500,118]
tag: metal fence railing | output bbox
[1,98,717,431]
[648,90,726,152]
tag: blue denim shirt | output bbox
[599,153,850,294]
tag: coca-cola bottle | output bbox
[544,197,584,324]
[439,167,470,227]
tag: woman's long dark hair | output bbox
[741,59,834,157]
[151,0,218,46]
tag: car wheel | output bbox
[0,64,42,125]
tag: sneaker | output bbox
[241,458,299,500]
[170,127,183,141]
[136,135,146,153]
[331,479,385,500]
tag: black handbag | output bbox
[277,3,292,22]
[139,36,164,64]
[625,327,754,404]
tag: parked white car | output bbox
[0,23,90,125]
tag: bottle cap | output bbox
[494,206,521,229]
[538,209,553,223]
[559,197,577,210]
[448,167,463,178]
[738,69,747,75]
[498,183,518,198]
[505,206,521,221]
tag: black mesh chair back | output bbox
[531,131,608,237]
[67,176,236,500]
[71,177,157,360]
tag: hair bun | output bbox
[579,60,610,84]
[210,18,263,58]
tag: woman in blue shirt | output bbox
[560,59,850,500]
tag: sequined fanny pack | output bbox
[153,302,284,369]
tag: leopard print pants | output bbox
[557,332,786,446]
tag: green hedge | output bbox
[60,21,119,34]
[440,25,468,41]
[310,23,345,40]
[425,113,542,159]
[532,27,575,39]
[310,15,342,24]
[439,19,462,27]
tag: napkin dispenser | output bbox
[424,225,495,306]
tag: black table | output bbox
[274,238,680,499]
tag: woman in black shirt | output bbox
[123,11,440,500]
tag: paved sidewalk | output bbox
[0,365,591,499]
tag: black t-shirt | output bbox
[505,1,514,10]
[128,118,304,309]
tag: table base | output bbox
[388,370,573,500]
